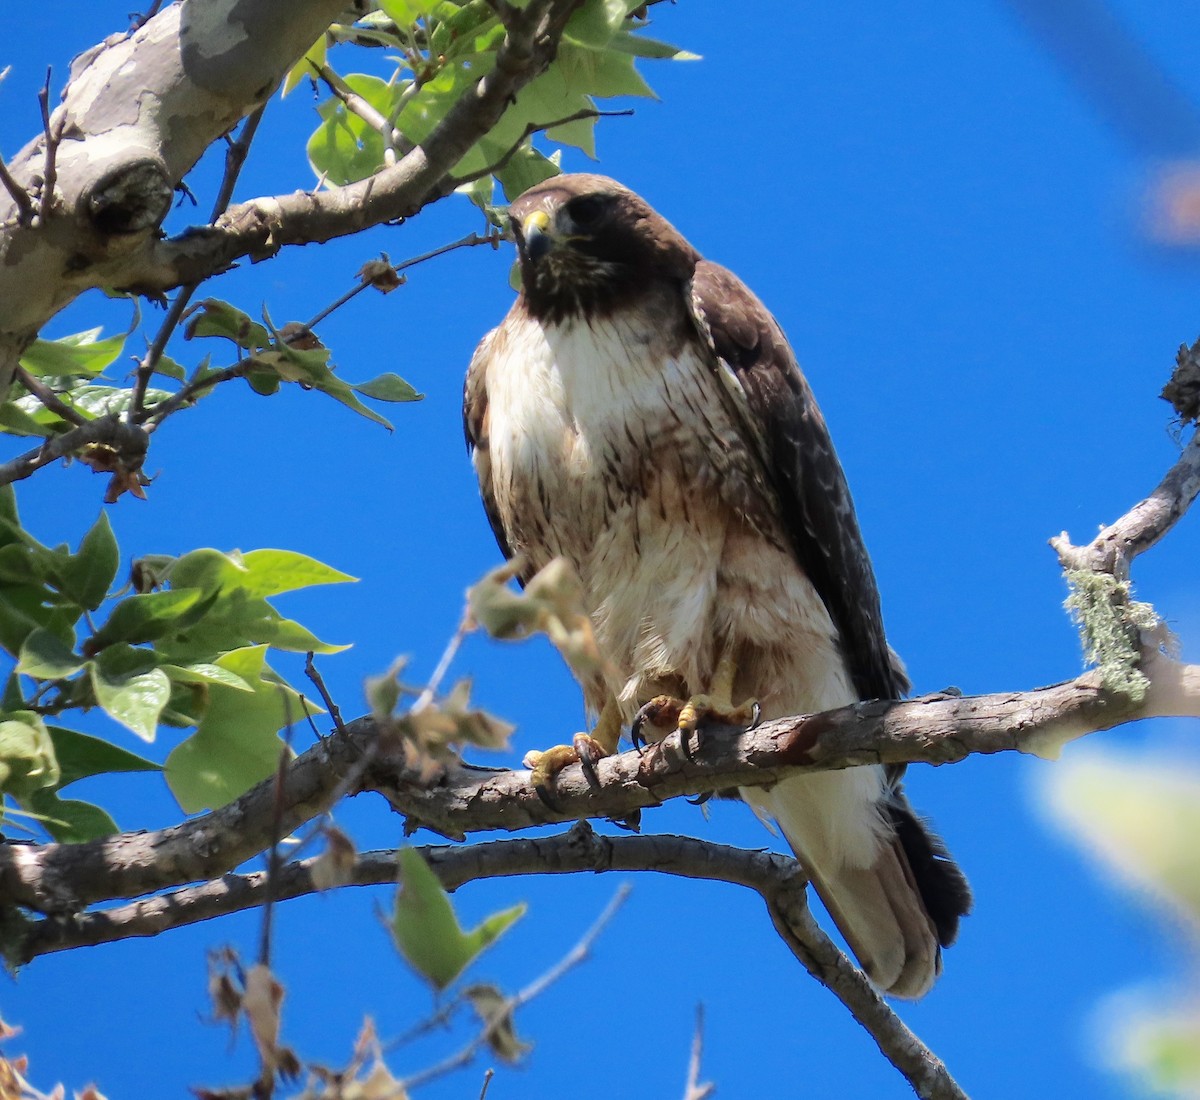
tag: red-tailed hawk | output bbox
[464,174,971,997]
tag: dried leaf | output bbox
[464,983,532,1064]
[243,964,286,1073]
[311,825,357,891]
[357,258,404,293]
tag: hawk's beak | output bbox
[521,210,553,263]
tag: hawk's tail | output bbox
[753,773,971,999]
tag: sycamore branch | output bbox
[121,0,585,295]
[13,824,965,1100]
[0,0,583,376]
[4,655,1199,917]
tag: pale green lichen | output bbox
[1062,569,1161,703]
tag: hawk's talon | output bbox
[747,700,763,730]
[572,731,605,789]
[524,731,610,804]
[631,695,683,749]
[686,791,714,806]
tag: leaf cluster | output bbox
[0,486,357,839]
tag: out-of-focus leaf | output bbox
[90,588,206,647]
[283,33,326,96]
[24,789,118,843]
[0,711,58,797]
[311,825,357,891]
[464,983,533,1063]
[17,628,82,680]
[1044,754,1200,928]
[46,725,159,786]
[390,847,525,990]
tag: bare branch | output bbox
[5,654,1200,918]
[0,153,33,225]
[1051,427,1200,574]
[15,829,964,1099]
[13,366,87,427]
[0,415,148,488]
[130,0,584,293]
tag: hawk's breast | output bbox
[478,293,851,719]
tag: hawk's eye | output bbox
[565,195,606,230]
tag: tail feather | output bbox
[747,769,970,999]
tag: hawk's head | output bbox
[507,174,699,322]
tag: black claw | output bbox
[680,725,700,762]
[686,791,714,806]
[577,750,602,790]
[747,700,763,730]
[533,780,561,812]
[630,708,649,751]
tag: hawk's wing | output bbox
[687,260,908,704]
[463,326,518,569]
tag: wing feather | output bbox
[463,326,517,566]
[686,260,908,703]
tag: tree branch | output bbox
[14,826,966,1100]
[124,0,584,294]
[4,655,1198,916]
[1051,427,1200,574]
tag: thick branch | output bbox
[4,659,1198,915]
[0,0,348,368]
[13,826,965,1100]
[123,0,584,294]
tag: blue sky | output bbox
[3,2,1200,1098]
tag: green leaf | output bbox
[164,646,308,812]
[19,328,126,378]
[91,588,206,647]
[17,628,82,680]
[495,144,562,203]
[609,28,700,61]
[46,725,160,786]
[89,648,170,742]
[184,299,270,351]
[390,847,526,990]
[0,400,58,438]
[66,385,171,419]
[564,0,628,48]
[0,712,59,798]
[24,790,119,844]
[349,374,423,403]
[60,512,119,611]
[152,354,188,382]
[307,75,396,186]
[160,662,254,692]
[282,32,326,96]
[237,549,357,598]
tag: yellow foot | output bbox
[523,731,609,807]
[631,694,761,755]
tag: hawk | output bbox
[464,174,971,997]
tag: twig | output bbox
[1051,427,1200,575]
[131,286,198,421]
[132,105,268,419]
[0,415,148,488]
[683,1004,715,1100]
[478,1069,494,1100]
[304,653,346,736]
[37,69,59,217]
[0,151,34,224]
[450,109,634,189]
[210,104,267,223]
[258,693,298,968]
[314,63,409,159]
[14,366,87,427]
[399,882,632,1091]
[411,610,472,717]
[142,360,247,428]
